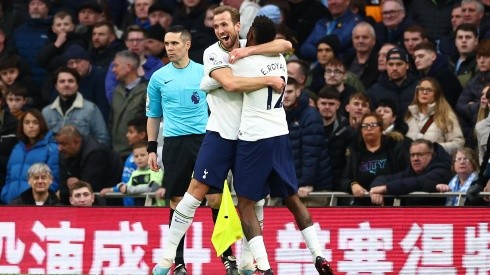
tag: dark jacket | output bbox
[374,15,414,47]
[449,52,477,89]
[408,0,457,40]
[59,136,122,205]
[89,39,125,72]
[366,71,420,118]
[0,110,17,191]
[456,71,490,138]
[286,92,333,190]
[324,115,353,190]
[341,133,409,205]
[371,142,452,205]
[287,0,330,47]
[423,54,462,110]
[12,17,51,86]
[37,31,88,71]
[9,188,61,206]
[343,49,380,90]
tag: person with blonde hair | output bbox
[405,77,464,155]
[475,84,490,162]
[435,147,479,206]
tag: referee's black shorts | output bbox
[161,134,220,199]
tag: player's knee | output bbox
[205,193,222,208]
[187,179,208,200]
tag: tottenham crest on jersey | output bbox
[207,53,222,66]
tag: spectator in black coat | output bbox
[370,139,452,206]
[284,79,333,206]
[56,125,122,206]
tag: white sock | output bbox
[240,237,255,270]
[301,225,324,263]
[248,236,270,271]
[161,192,201,265]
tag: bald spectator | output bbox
[343,22,379,89]
[57,125,121,205]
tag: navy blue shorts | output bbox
[193,131,237,191]
[234,135,298,201]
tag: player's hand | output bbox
[298,186,314,197]
[229,47,250,64]
[269,76,285,93]
[370,193,384,205]
[155,187,166,199]
[148,152,160,172]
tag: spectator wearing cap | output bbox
[221,0,259,39]
[122,0,155,31]
[12,0,51,101]
[307,35,365,94]
[367,46,419,117]
[413,41,462,110]
[90,21,125,72]
[457,39,490,143]
[300,0,362,61]
[257,4,283,25]
[105,25,163,103]
[145,24,167,63]
[75,0,104,44]
[148,2,174,31]
[63,45,110,121]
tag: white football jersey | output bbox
[201,40,247,140]
[230,54,289,141]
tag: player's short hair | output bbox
[250,15,276,45]
[213,5,240,24]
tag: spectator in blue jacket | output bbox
[12,0,51,106]
[1,109,59,204]
[284,78,333,206]
[300,0,362,61]
[105,25,163,103]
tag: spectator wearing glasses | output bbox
[405,77,464,155]
[105,25,163,103]
[370,139,452,206]
[374,0,414,47]
[435,147,479,206]
[324,58,357,117]
[341,112,409,206]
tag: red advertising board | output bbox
[0,207,489,274]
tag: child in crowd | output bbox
[100,116,153,206]
[102,142,164,206]
[0,55,33,107]
[5,84,28,120]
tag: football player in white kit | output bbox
[230,16,333,275]
[152,5,290,275]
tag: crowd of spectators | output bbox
[1,0,490,207]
